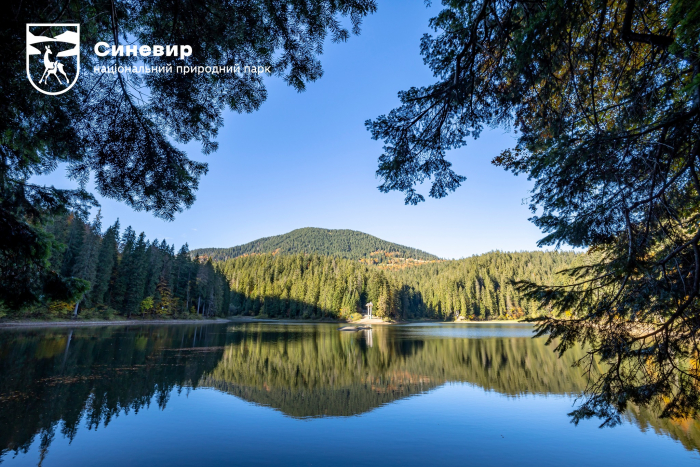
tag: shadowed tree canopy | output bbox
[0,0,377,307]
[366,0,700,425]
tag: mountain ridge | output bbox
[191,227,439,262]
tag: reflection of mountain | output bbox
[203,324,592,418]
[626,404,700,454]
[202,324,700,453]
[1,323,699,459]
[210,379,438,418]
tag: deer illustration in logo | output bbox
[26,23,80,96]
[38,46,69,85]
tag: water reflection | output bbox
[1,322,699,461]
[205,323,593,418]
[0,325,226,460]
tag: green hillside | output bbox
[192,227,439,262]
[220,250,578,321]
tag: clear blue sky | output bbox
[37,0,548,259]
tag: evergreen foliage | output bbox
[1,0,377,307]
[192,227,439,262]
[219,251,576,320]
[391,251,578,320]
[22,213,231,319]
[366,0,700,424]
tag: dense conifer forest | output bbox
[8,213,231,319]
[220,250,577,320]
[2,218,574,322]
[390,251,578,319]
[191,228,439,263]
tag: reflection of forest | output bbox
[205,324,700,451]
[626,405,700,453]
[204,324,593,417]
[1,323,699,460]
[0,325,225,460]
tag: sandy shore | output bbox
[228,317,345,324]
[228,316,395,325]
[0,318,229,328]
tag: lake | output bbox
[1,322,698,466]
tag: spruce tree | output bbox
[70,213,102,312]
[111,226,136,312]
[2,1,378,308]
[366,0,700,422]
[123,233,149,318]
[90,221,119,307]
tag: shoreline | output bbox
[0,318,229,329]
[0,316,530,329]
[227,317,527,325]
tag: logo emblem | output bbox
[26,23,80,95]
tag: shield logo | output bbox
[26,23,80,96]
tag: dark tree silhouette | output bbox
[366,0,700,425]
[1,0,377,307]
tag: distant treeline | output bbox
[6,214,575,322]
[192,227,439,262]
[18,213,231,319]
[390,251,578,319]
[219,251,577,320]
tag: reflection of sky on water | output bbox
[6,384,699,467]
[2,322,699,467]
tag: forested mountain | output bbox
[192,228,439,263]
[219,251,577,321]
[12,213,230,319]
[4,214,575,323]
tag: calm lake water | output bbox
[1,322,699,466]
